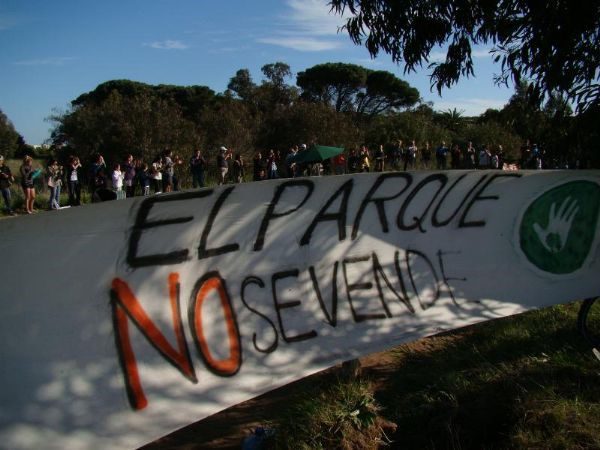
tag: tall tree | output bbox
[50,88,201,163]
[357,70,420,115]
[330,0,600,111]
[227,69,256,102]
[259,62,298,107]
[297,63,366,112]
[0,108,21,158]
[261,62,292,90]
[297,62,419,114]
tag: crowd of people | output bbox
[0,139,552,216]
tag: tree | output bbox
[330,0,600,111]
[297,62,419,115]
[261,62,292,90]
[259,62,298,108]
[50,88,201,164]
[227,69,256,101]
[435,108,466,134]
[264,100,362,151]
[357,70,420,115]
[498,80,546,143]
[297,63,366,112]
[0,108,21,158]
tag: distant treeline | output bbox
[2,61,598,168]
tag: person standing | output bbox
[0,155,15,215]
[360,145,370,172]
[450,143,462,169]
[490,151,499,169]
[436,141,449,170]
[162,149,175,192]
[112,163,125,199]
[266,149,278,179]
[404,140,417,171]
[374,145,386,172]
[421,141,432,169]
[122,154,136,197]
[232,153,245,183]
[393,140,403,170]
[333,151,346,175]
[217,147,231,185]
[497,145,504,167]
[66,156,82,206]
[190,149,207,188]
[46,159,63,210]
[465,141,476,169]
[20,155,38,213]
[253,151,264,181]
[89,154,106,193]
[285,146,298,178]
[151,156,163,194]
[139,164,151,196]
[478,145,491,169]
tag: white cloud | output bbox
[13,57,75,66]
[433,97,507,116]
[285,0,345,36]
[257,37,341,52]
[257,0,347,52]
[144,40,189,50]
[352,58,387,67]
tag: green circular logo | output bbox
[519,180,600,274]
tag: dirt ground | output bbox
[140,334,456,450]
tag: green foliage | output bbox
[463,121,521,161]
[297,62,419,115]
[330,0,600,112]
[267,376,383,450]
[364,110,451,151]
[199,96,257,153]
[44,60,600,170]
[261,62,292,89]
[0,109,21,159]
[51,88,202,165]
[261,101,361,151]
[227,69,256,101]
[381,302,600,449]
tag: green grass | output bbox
[265,302,600,449]
[265,376,387,450]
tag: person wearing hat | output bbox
[217,146,231,185]
[0,155,15,215]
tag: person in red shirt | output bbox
[333,152,346,175]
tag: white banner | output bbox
[1,170,599,449]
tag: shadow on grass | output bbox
[372,302,600,449]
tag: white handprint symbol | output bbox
[533,197,579,253]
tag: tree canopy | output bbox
[297,62,419,115]
[42,59,599,169]
[330,0,600,111]
[0,109,20,158]
[0,108,33,158]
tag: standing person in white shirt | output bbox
[112,163,125,200]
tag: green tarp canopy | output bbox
[292,145,344,163]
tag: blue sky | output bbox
[1,0,514,145]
